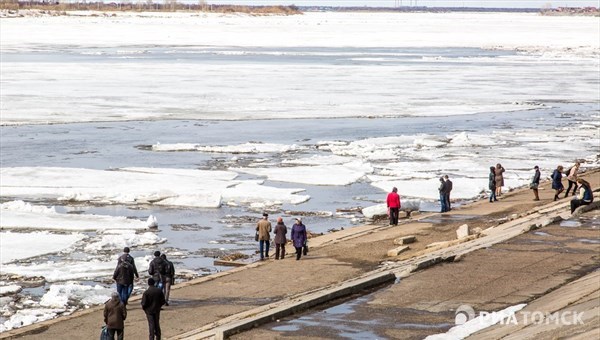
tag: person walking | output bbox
[256,213,272,260]
[291,218,307,261]
[159,254,175,306]
[564,162,580,197]
[438,177,448,212]
[104,292,127,340]
[552,165,565,201]
[495,163,505,197]
[273,217,287,260]
[386,187,401,225]
[113,255,134,305]
[489,166,497,203]
[530,165,541,201]
[570,178,593,213]
[148,251,167,288]
[444,175,453,211]
[117,247,139,303]
[141,278,165,340]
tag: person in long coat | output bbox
[552,165,564,201]
[530,165,541,201]
[564,162,580,197]
[489,166,497,202]
[273,217,287,260]
[290,218,307,261]
[495,163,505,197]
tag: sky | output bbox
[201,0,599,8]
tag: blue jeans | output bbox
[440,193,447,212]
[490,190,497,202]
[116,284,132,304]
[259,240,270,259]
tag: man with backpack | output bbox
[159,254,175,306]
[114,247,139,305]
[148,251,167,289]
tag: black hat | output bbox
[154,251,161,257]
[148,278,155,286]
[262,212,268,217]
[123,247,130,253]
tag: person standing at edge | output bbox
[118,247,139,303]
[386,187,401,226]
[113,255,134,305]
[256,213,272,260]
[142,278,165,340]
[530,166,541,201]
[148,251,166,288]
[565,162,580,197]
[291,218,307,261]
[438,177,448,212]
[552,165,565,201]
[273,217,287,260]
[444,175,453,211]
[159,254,175,306]
[104,292,126,340]
[495,163,505,197]
[570,178,593,213]
[489,166,497,203]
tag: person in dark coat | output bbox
[273,217,287,260]
[552,165,564,201]
[489,166,497,202]
[142,278,165,340]
[530,166,541,201]
[159,254,175,306]
[444,175,453,211]
[291,218,307,261]
[438,177,448,212]
[570,178,593,213]
[386,187,401,226]
[117,247,139,303]
[113,257,134,305]
[104,292,127,340]
[148,251,166,288]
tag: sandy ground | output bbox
[2,169,598,339]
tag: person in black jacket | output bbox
[113,258,134,305]
[117,247,139,304]
[530,165,541,201]
[489,166,497,203]
[159,254,175,306]
[148,251,166,288]
[141,278,165,340]
[444,175,453,211]
[438,177,448,212]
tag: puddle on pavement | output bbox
[560,220,583,228]
[533,231,552,237]
[577,239,600,244]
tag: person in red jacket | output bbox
[387,187,401,226]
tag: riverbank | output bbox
[2,169,598,339]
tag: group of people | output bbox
[549,162,594,213]
[488,163,505,202]
[256,213,309,261]
[104,248,175,340]
[438,175,453,212]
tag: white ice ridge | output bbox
[2,12,597,51]
[0,231,86,264]
[39,283,113,309]
[231,161,374,186]
[0,308,63,333]
[152,142,307,154]
[0,167,310,207]
[0,200,149,231]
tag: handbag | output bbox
[254,232,259,242]
[100,326,110,340]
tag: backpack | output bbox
[564,167,572,176]
[158,259,168,276]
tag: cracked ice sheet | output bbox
[0,167,309,207]
[152,142,307,153]
[0,200,148,231]
[0,231,86,264]
[231,161,374,186]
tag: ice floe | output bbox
[83,230,165,252]
[39,283,113,309]
[0,231,86,264]
[152,142,307,154]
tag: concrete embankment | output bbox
[2,169,598,339]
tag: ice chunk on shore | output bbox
[0,285,22,296]
[39,283,112,309]
[362,200,422,219]
[0,231,85,264]
[0,308,63,333]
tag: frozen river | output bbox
[0,10,598,332]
